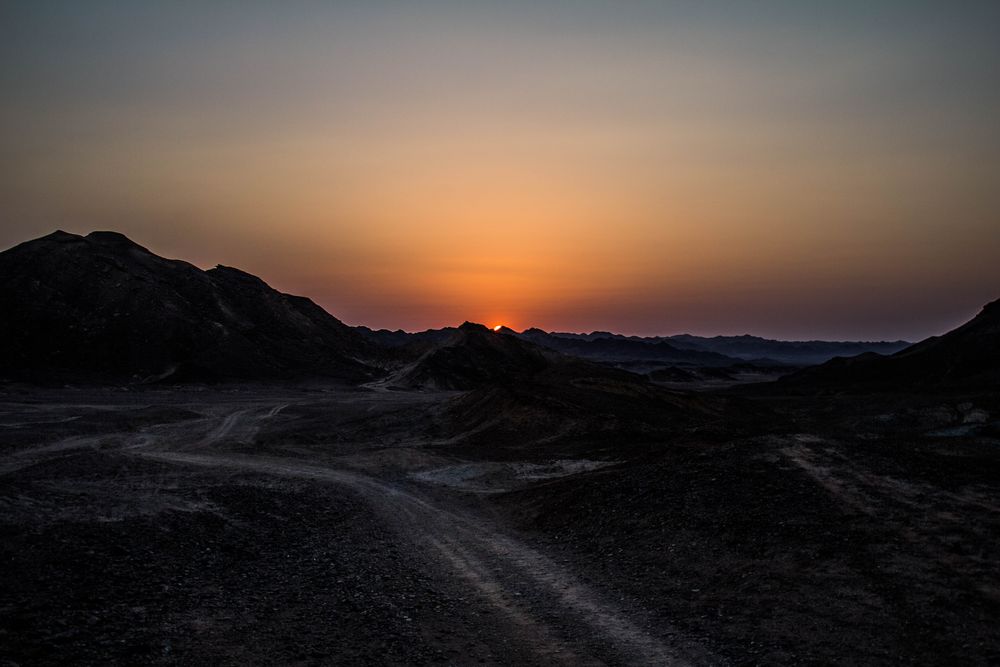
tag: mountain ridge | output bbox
[0,230,379,383]
[357,324,911,367]
[777,298,1000,391]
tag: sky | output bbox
[2,1,998,340]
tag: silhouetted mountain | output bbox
[383,322,564,390]
[529,330,909,365]
[363,324,908,369]
[374,321,743,446]
[663,334,910,365]
[359,325,745,368]
[386,324,738,447]
[355,326,455,348]
[780,298,1000,391]
[0,231,379,382]
[518,328,738,366]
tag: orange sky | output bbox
[2,2,998,339]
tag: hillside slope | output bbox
[0,231,378,382]
[779,298,1000,391]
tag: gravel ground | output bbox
[2,385,998,665]
[0,386,705,665]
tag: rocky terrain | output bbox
[3,373,997,665]
[0,385,719,665]
[1,231,998,665]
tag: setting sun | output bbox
[492,325,503,332]
[3,3,996,340]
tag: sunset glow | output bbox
[2,2,998,339]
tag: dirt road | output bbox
[134,442,702,665]
[0,392,707,665]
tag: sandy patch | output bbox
[411,459,615,493]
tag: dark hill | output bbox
[519,329,909,365]
[779,298,1000,391]
[664,333,910,365]
[518,328,737,366]
[440,365,738,452]
[379,322,742,448]
[355,326,455,349]
[356,324,906,369]
[0,230,379,382]
[384,322,564,390]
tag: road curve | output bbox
[137,449,705,666]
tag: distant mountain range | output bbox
[1,230,994,393]
[381,322,728,445]
[374,321,665,391]
[357,325,910,368]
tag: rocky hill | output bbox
[382,322,566,390]
[779,298,1000,391]
[0,231,379,382]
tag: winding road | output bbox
[127,406,705,666]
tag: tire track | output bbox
[137,450,704,665]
